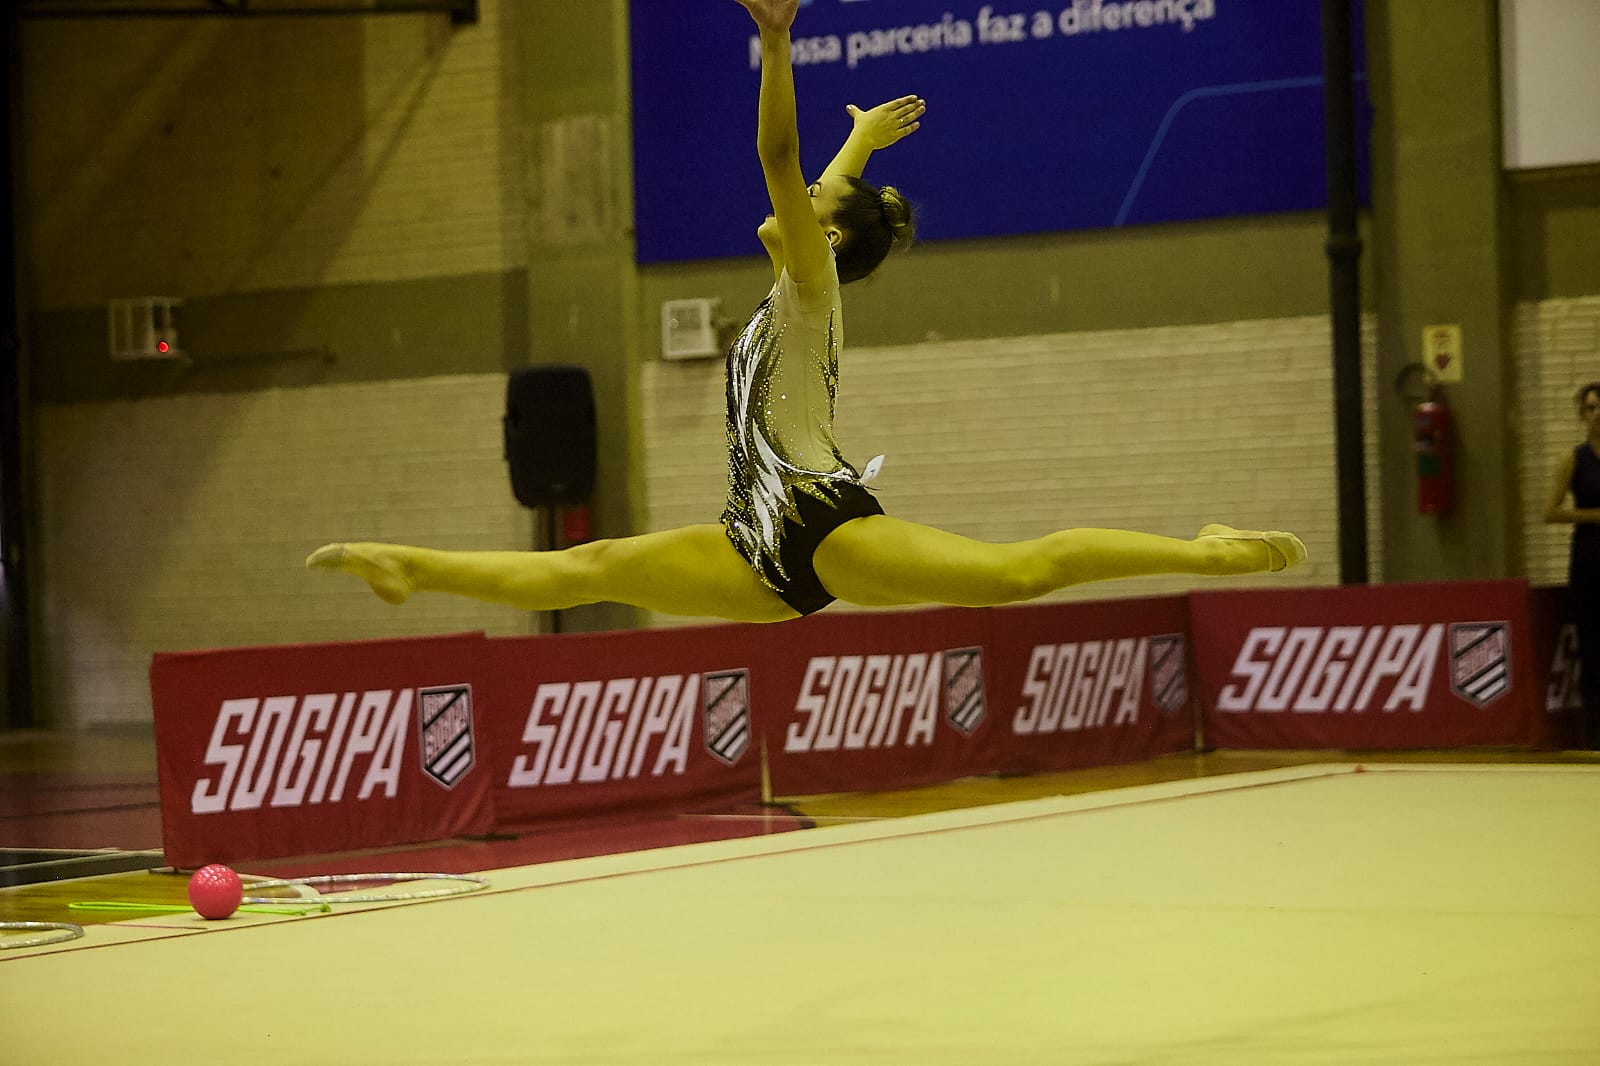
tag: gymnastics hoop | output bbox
[241,872,488,906]
[0,921,86,950]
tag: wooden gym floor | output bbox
[3,742,1598,1064]
[1,727,1594,929]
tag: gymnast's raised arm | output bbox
[737,0,835,291]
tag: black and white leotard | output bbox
[719,255,874,599]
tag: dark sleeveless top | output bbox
[1569,442,1600,582]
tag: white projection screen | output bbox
[1500,0,1600,169]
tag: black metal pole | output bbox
[1,4,34,728]
[1323,0,1368,585]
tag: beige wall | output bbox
[33,378,534,727]
[13,1,1600,726]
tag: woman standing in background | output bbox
[1545,381,1600,748]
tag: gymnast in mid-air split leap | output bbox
[308,0,1306,622]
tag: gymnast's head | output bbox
[827,176,915,283]
[760,174,916,284]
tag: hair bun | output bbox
[878,185,915,247]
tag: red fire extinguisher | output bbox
[561,503,593,546]
[1414,387,1453,514]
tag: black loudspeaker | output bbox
[503,364,596,508]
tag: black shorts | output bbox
[728,482,884,617]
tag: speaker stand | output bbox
[539,505,563,635]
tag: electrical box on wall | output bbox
[660,298,723,360]
[108,297,184,361]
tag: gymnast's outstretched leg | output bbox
[306,525,799,624]
[811,517,1305,609]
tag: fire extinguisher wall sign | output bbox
[1414,389,1453,514]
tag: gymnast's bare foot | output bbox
[306,543,415,604]
[1197,524,1307,573]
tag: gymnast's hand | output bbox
[845,96,927,150]
[734,0,800,33]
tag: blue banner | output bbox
[630,0,1367,264]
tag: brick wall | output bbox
[642,312,1387,628]
[33,376,533,727]
[34,299,1600,725]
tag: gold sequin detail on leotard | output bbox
[721,269,863,586]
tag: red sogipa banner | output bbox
[152,579,1574,867]
[151,633,495,869]
[1190,580,1542,749]
[757,607,1003,797]
[760,597,1197,796]
[481,628,763,830]
[987,596,1197,777]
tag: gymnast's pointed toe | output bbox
[305,542,413,604]
[1198,524,1307,573]
[306,543,346,569]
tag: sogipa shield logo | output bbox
[703,670,752,766]
[942,647,986,736]
[1448,623,1510,708]
[1146,634,1189,714]
[418,684,475,789]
